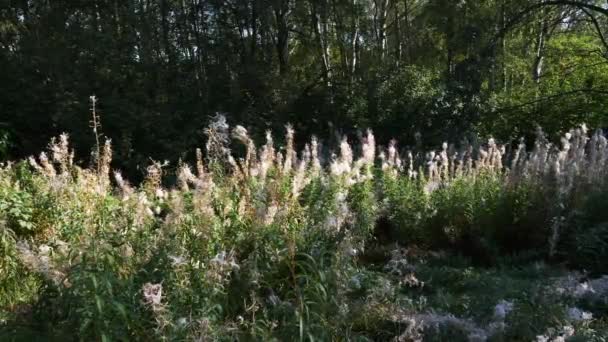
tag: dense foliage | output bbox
[1,118,608,340]
[2,1,608,340]
[2,0,608,175]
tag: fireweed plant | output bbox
[1,116,608,340]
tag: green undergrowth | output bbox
[1,123,608,340]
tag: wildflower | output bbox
[493,300,514,321]
[205,113,230,160]
[537,326,577,342]
[283,124,295,173]
[260,202,279,226]
[401,273,424,288]
[330,137,353,176]
[349,274,363,290]
[406,151,416,178]
[310,136,321,174]
[567,307,593,322]
[536,335,549,342]
[145,162,164,189]
[258,130,275,180]
[120,244,134,259]
[325,190,351,231]
[142,282,163,309]
[207,251,240,284]
[114,171,133,197]
[379,151,388,170]
[267,293,281,306]
[232,125,257,177]
[232,125,249,144]
[330,153,348,176]
[394,312,487,341]
[38,244,52,255]
[361,130,376,167]
[16,241,66,286]
[196,148,206,179]
[176,317,189,327]
[176,164,195,191]
[50,133,73,174]
[426,151,437,180]
[393,316,424,342]
[53,239,69,255]
[563,325,575,337]
[388,140,398,166]
[423,180,440,195]
[38,152,56,178]
[28,156,43,173]
[340,136,353,167]
[292,144,311,198]
[169,255,187,267]
[155,188,166,200]
[440,142,449,179]
[99,139,112,182]
[373,277,395,298]
[210,251,240,270]
[384,248,415,276]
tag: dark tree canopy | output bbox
[1,0,607,175]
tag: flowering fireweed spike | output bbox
[283,124,295,174]
[259,130,275,182]
[7,118,608,340]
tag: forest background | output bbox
[2,0,608,177]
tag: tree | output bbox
[0,0,606,172]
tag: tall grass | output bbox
[1,117,608,339]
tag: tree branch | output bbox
[496,88,608,112]
[580,7,608,56]
[485,0,608,59]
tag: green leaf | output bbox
[95,295,104,314]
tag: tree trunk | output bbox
[161,0,172,63]
[312,2,332,88]
[273,0,290,75]
[350,0,359,84]
[373,0,389,61]
[251,0,258,59]
[403,0,412,63]
[395,5,402,66]
[532,14,548,83]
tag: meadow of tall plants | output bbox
[1,115,608,341]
